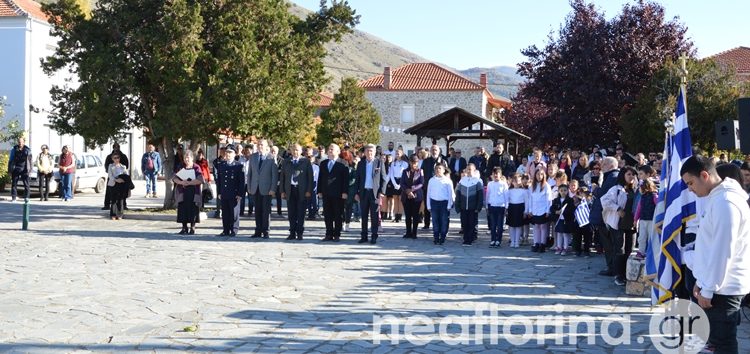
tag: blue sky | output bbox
[295,0,749,69]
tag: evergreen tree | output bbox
[41,0,358,207]
[621,58,750,154]
[317,78,380,148]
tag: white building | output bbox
[0,0,146,175]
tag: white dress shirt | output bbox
[426,176,455,210]
[527,183,552,216]
[486,180,509,208]
[389,160,409,189]
[507,188,528,205]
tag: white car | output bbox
[52,153,108,194]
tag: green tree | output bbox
[41,0,358,207]
[621,58,749,154]
[317,77,380,148]
[0,97,23,144]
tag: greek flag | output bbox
[574,202,590,227]
[647,86,696,305]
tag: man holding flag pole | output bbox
[646,55,750,353]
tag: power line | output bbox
[323,65,523,88]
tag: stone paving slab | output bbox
[0,182,748,353]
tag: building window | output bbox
[441,104,456,112]
[400,104,415,124]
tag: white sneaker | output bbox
[561,250,567,256]
[554,248,562,255]
[344,223,349,232]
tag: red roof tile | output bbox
[708,46,750,75]
[359,63,485,91]
[314,92,333,107]
[0,0,48,22]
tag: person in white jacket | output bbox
[680,155,750,354]
[426,164,455,245]
[527,169,552,252]
[600,166,638,286]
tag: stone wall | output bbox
[364,90,495,155]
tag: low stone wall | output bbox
[625,254,651,297]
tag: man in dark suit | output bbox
[280,144,313,240]
[247,139,278,239]
[421,144,448,229]
[448,148,467,186]
[355,144,388,244]
[217,145,245,236]
[317,144,349,242]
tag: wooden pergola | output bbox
[403,107,530,154]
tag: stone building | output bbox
[358,62,511,155]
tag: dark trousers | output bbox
[39,172,52,200]
[110,198,124,218]
[253,191,272,235]
[11,172,29,200]
[323,195,344,237]
[287,187,307,236]
[430,200,449,242]
[596,224,614,271]
[487,206,506,243]
[220,197,238,233]
[344,200,353,224]
[572,225,593,253]
[461,210,478,244]
[275,184,283,215]
[104,184,112,207]
[423,205,431,228]
[359,190,380,240]
[308,188,319,218]
[611,228,635,279]
[403,199,421,237]
[706,294,743,354]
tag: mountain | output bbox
[457,66,523,100]
[288,4,429,91]
[38,1,524,97]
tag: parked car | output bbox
[52,153,108,194]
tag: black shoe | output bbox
[531,244,538,252]
[262,233,269,239]
[332,236,339,242]
[189,228,195,235]
[229,231,236,237]
[458,229,464,235]
[286,234,296,240]
[358,238,368,244]
[101,206,109,210]
[179,228,188,235]
[44,197,49,201]
[321,235,334,242]
[614,277,626,286]
[297,234,304,240]
[598,269,615,276]
[422,226,430,230]
[217,232,229,237]
[538,245,546,253]
[575,251,582,257]
[250,234,261,238]
[433,240,438,245]
[403,234,411,238]
[370,238,377,244]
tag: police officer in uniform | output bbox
[217,145,245,236]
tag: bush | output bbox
[0,151,9,189]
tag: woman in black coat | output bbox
[400,155,425,239]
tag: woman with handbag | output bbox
[107,153,130,220]
[36,145,54,201]
[601,166,638,286]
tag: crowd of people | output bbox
[6,134,750,352]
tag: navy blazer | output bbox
[318,159,349,198]
[399,168,424,204]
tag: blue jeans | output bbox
[144,171,157,194]
[488,206,506,243]
[61,173,74,200]
[430,200,449,242]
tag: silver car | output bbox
[52,153,108,194]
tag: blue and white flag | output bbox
[647,86,696,305]
[574,202,590,227]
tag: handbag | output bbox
[203,182,214,202]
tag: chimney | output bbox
[383,66,391,89]
[479,73,487,87]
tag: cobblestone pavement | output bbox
[1,183,748,353]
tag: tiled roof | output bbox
[314,92,333,107]
[359,63,485,91]
[708,46,750,75]
[0,0,48,22]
